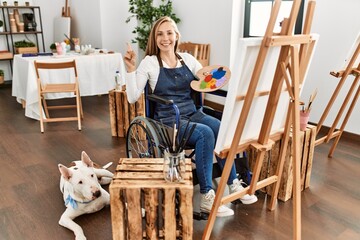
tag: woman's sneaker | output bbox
[200,189,234,217]
[228,178,258,204]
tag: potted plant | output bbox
[14,1,18,6]
[50,43,56,52]
[2,1,7,6]
[0,20,3,32]
[14,40,37,54]
[126,0,180,52]
[0,69,4,84]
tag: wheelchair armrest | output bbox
[147,94,174,105]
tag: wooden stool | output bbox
[110,158,193,240]
[108,90,145,137]
[248,124,316,201]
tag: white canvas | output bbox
[54,17,71,43]
[340,31,360,70]
[215,34,319,155]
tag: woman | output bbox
[124,16,257,217]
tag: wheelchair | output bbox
[126,83,214,157]
[126,84,226,161]
[125,87,253,219]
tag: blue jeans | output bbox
[178,109,238,194]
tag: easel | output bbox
[62,0,71,17]
[202,1,317,240]
[314,37,360,157]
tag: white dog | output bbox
[58,151,114,240]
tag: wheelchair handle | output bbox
[147,94,180,129]
[147,94,174,105]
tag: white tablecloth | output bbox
[12,52,126,120]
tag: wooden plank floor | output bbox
[1,87,359,240]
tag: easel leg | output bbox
[249,151,266,194]
[328,84,360,157]
[325,74,360,143]
[316,44,360,136]
[269,105,293,211]
[202,154,235,240]
[290,46,301,240]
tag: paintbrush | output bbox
[306,88,318,113]
[64,34,75,46]
[176,120,190,153]
[178,124,197,153]
[172,123,177,152]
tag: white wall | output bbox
[70,0,102,48]
[172,0,233,67]
[301,0,360,135]
[4,0,359,135]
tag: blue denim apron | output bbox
[153,54,197,126]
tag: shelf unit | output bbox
[0,6,45,83]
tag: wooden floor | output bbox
[0,87,359,240]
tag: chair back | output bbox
[34,60,79,89]
[178,42,199,59]
[34,60,78,77]
[178,42,211,66]
[33,60,82,133]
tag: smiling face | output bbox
[156,21,178,54]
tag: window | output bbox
[244,0,305,37]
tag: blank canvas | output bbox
[215,34,319,155]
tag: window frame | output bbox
[244,0,305,37]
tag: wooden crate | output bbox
[15,47,38,54]
[109,90,145,137]
[248,124,316,202]
[110,158,193,240]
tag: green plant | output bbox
[126,0,180,51]
[0,69,4,76]
[14,40,35,48]
[0,20,3,28]
[50,43,56,50]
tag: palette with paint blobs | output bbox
[190,65,231,92]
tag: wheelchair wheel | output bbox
[126,116,162,158]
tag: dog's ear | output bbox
[81,151,94,168]
[58,164,72,180]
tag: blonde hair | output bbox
[145,16,181,56]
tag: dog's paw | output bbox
[75,235,87,240]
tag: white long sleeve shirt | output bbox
[125,52,202,103]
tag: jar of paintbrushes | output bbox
[163,150,185,183]
[161,120,196,182]
[300,89,317,131]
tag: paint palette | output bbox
[191,65,231,92]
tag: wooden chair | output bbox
[178,42,211,66]
[34,60,83,133]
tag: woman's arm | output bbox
[125,56,160,103]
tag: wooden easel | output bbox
[314,38,360,157]
[62,0,71,17]
[202,1,317,240]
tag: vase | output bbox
[300,111,310,131]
